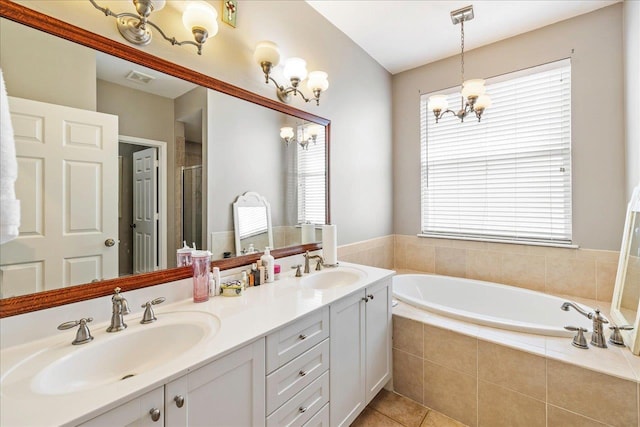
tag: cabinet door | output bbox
[166,339,266,427]
[365,278,392,403]
[329,291,366,427]
[78,386,164,427]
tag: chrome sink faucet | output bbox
[561,301,609,348]
[303,250,324,274]
[107,287,131,332]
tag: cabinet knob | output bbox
[299,370,307,377]
[149,408,161,422]
[299,406,308,413]
[367,294,374,300]
[298,334,307,340]
[174,395,185,408]
[362,297,369,302]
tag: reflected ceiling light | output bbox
[89,0,218,55]
[280,124,322,150]
[254,41,329,106]
[428,5,492,123]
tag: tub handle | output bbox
[565,326,589,349]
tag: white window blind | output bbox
[420,60,572,244]
[297,124,326,225]
[237,206,268,239]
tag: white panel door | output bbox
[78,386,164,427]
[132,147,157,274]
[365,278,392,403]
[0,97,118,297]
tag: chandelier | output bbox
[428,5,492,123]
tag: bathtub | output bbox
[392,274,594,337]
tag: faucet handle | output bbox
[140,297,166,324]
[315,259,323,271]
[292,265,302,277]
[564,326,589,349]
[609,325,634,347]
[58,317,94,345]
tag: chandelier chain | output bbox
[460,19,465,84]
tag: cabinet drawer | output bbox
[266,306,329,373]
[267,339,329,414]
[266,371,329,427]
[302,402,329,427]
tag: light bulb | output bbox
[307,124,322,138]
[253,41,281,67]
[474,94,492,110]
[427,95,449,112]
[461,79,486,99]
[283,58,308,82]
[182,1,218,37]
[280,127,294,140]
[150,0,166,12]
[307,71,329,92]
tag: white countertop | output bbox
[0,262,395,427]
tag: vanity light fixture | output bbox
[280,124,322,150]
[89,0,218,55]
[254,41,329,106]
[428,5,492,123]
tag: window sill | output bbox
[417,233,579,249]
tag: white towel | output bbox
[0,68,20,244]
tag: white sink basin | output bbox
[2,311,220,396]
[301,267,366,290]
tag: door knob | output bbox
[105,238,116,247]
[130,223,137,228]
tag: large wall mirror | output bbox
[0,2,329,317]
[610,184,640,355]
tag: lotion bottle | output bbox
[260,247,275,283]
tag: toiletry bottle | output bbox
[241,270,248,290]
[274,264,281,281]
[248,243,256,254]
[210,266,221,297]
[250,263,258,286]
[191,250,210,303]
[258,265,266,285]
[260,247,275,283]
[255,260,263,286]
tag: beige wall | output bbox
[624,0,640,200]
[392,4,626,251]
[0,18,96,110]
[18,0,394,247]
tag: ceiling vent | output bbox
[125,70,155,84]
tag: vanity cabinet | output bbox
[265,307,330,426]
[78,340,265,427]
[78,386,165,427]
[165,339,265,427]
[329,278,392,426]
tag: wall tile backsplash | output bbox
[339,234,619,303]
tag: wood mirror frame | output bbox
[0,0,330,318]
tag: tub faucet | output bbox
[107,287,131,332]
[303,251,324,274]
[561,301,609,348]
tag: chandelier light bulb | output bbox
[150,0,166,12]
[474,94,492,110]
[182,1,218,37]
[428,95,449,112]
[283,58,308,82]
[307,124,322,138]
[461,79,486,99]
[280,127,295,141]
[307,71,329,92]
[254,41,281,67]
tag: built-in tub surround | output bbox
[0,256,394,426]
[393,300,640,427]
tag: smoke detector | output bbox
[125,70,155,84]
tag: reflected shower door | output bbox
[182,165,203,250]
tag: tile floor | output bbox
[351,389,467,427]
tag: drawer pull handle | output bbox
[149,408,161,422]
[299,334,307,340]
[174,395,185,408]
[299,370,307,377]
[299,406,308,413]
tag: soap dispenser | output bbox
[260,247,275,283]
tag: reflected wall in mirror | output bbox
[0,3,329,314]
[611,184,640,355]
[233,192,273,256]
